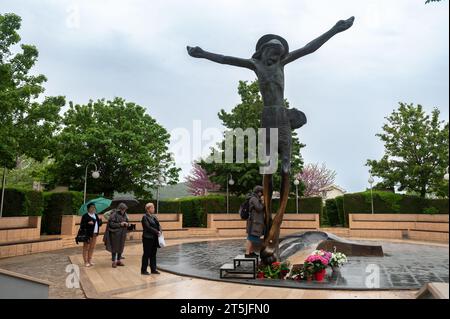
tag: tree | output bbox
[296,163,336,197]
[49,98,180,198]
[200,80,305,196]
[5,156,53,189]
[0,13,64,169]
[367,103,449,198]
[186,162,221,196]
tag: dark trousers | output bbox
[112,252,122,261]
[141,237,158,272]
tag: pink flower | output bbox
[305,254,329,265]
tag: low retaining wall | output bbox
[349,214,449,242]
[207,213,320,237]
[61,213,184,240]
[0,216,41,244]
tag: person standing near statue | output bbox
[141,203,162,275]
[104,202,129,268]
[245,186,265,258]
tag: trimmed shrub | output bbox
[299,197,323,214]
[320,205,329,227]
[343,191,449,215]
[42,191,83,234]
[341,191,449,227]
[335,196,346,226]
[325,199,339,226]
[178,197,206,227]
[145,195,323,228]
[2,188,44,217]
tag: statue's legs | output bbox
[260,171,290,264]
[263,174,273,241]
[260,127,292,265]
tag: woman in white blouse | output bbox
[80,203,103,267]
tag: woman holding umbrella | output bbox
[80,203,103,267]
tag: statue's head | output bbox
[252,34,289,64]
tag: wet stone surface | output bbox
[157,239,449,290]
[0,247,86,299]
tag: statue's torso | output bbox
[254,61,285,106]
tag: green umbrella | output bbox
[78,197,112,215]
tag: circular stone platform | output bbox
[157,239,449,290]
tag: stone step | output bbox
[220,263,235,270]
[234,254,258,260]
[220,261,256,279]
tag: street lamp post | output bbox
[226,174,234,214]
[156,176,165,214]
[83,163,100,204]
[293,178,300,214]
[368,175,375,215]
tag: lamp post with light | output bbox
[293,178,300,214]
[0,167,6,217]
[156,175,165,214]
[368,175,375,214]
[226,173,234,214]
[83,163,100,204]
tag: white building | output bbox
[319,184,346,201]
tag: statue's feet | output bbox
[260,246,278,265]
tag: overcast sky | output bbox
[2,0,449,192]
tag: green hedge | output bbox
[320,205,329,227]
[344,191,449,214]
[1,188,44,217]
[325,199,339,226]
[335,196,346,226]
[135,195,323,228]
[42,191,84,234]
[324,192,448,227]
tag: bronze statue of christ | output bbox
[187,16,354,264]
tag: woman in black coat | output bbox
[141,202,162,275]
[80,203,103,267]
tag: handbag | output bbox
[75,227,90,245]
[158,232,166,248]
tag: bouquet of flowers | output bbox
[329,252,348,268]
[304,253,329,272]
[289,264,311,281]
[257,261,290,279]
[303,250,331,282]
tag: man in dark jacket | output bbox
[141,202,162,275]
[245,185,265,258]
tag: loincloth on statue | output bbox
[261,105,307,131]
[261,105,292,153]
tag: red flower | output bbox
[272,262,281,268]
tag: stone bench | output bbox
[349,214,449,242]
[61,213,183,237]
[208,213,320,237]
[0,217,41,244]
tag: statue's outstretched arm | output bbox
[187,46,255,70]
[282,16,355,65]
